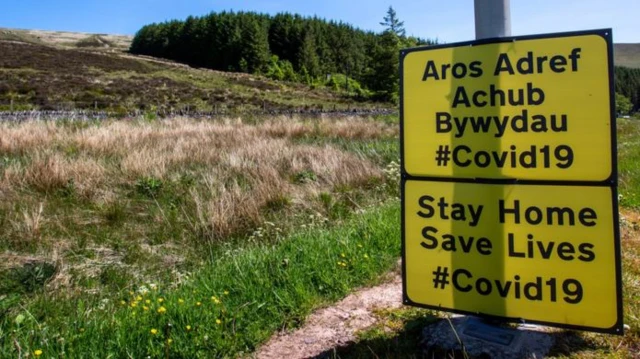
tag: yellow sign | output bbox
[402,32,614,181]
[403,180,621,332]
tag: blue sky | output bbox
[1,0,638,43]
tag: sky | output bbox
[1,0,638,43]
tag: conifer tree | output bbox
[380,6,405,37]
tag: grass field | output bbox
[1,115,639,358]
[1,116,640,358]
[0,114,401,357]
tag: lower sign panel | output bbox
[402,180,622,333]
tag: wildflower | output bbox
[143,306,149,311]
[178,299,185,304]
[186,325,192,331]
[216,319,221,325]
[120,300,126,306]
[136,295,142,301]
[137,285,149,295]
[130,302,138,308]
[145,299,151,304]
[150,328,158,335]
[167,339,173,344]
[34,350,43,357]
[157,306,167,314]
[357,244,363,248]
[196,302,202,306]
[340,253,346,258]
[211,296,220,304]
[223,290,229,295]
[364,254,369,259]
[157,298,164,303]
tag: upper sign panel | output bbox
[401,30,614,182]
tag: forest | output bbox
[129,9,639,111]
[129,9,433,102]
[615,66,640,114]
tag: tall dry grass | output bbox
[0,116,395,245]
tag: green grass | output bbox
[0,201,401,358]
[617,118,640,208]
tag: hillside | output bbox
[1,27,638,113]
[614,43,640,69]
[0,27,132,50]
[0,28,385,113]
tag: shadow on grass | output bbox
[547,330,613,357]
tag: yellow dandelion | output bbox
[157,298,164,303]
[129,291,134,296]
[136,295,142,301]
[34,349,43,357]
[120,300,126,306]
[216,319,221,325]
[167,339,173,344]
[340,253,346,258]
[186,325,192,331]
[150,328,158,335]
[145,299,151,304]
[196,301,202,306]
[143,306,149,311]
[157,306,167,314]
[223,290,229,295]
[178,298,185,304]
[130,302,138,308]
[364,254,369,259]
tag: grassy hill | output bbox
[614,43,640,69]
[0,28,386,113]
[2,27,637,114]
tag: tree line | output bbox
[129,9,434,102]
[615,66,640,114]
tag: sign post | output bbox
[475,0,511,39]
[400,29,623,334]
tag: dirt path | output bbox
[254,271,403,359]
